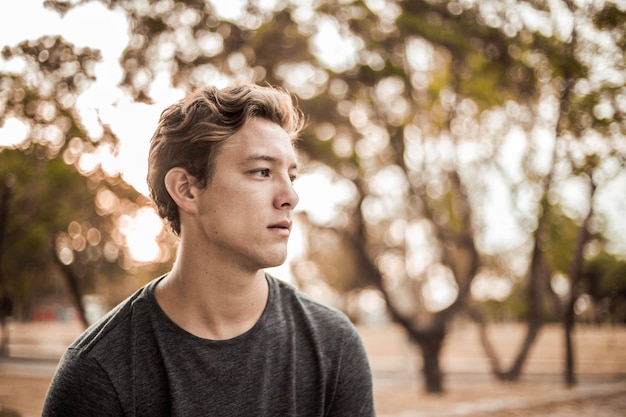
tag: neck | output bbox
[154,243,269,340]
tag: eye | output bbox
[252,169,270,178]
[289,174,297,183]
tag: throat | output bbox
[154,272,269,340]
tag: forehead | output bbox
[221,118,298,165]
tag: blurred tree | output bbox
[0,36,175,345]
[0,149,129,325]
[469,0,626,386]
[19,0,626,393]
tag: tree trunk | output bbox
[563,182,594,386]
[51,241,89,329]
[471,219,549,382]
[372,276,448,393]
[0,307,10,356]
[500,320,542,380]
[563,315,576,386]
[415,326,446,393]
[0,179,12,356]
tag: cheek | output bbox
[206,178,269,213]
[231,187,269,208]
[209,192,260,221]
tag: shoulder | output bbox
[266,275,374,414]
[269,275,346,317]
[42,282,156,417]
[67,279,156,357]
[267,275,360,340]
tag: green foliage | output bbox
[539,203,581,275]
[0,145,162,318]
[585,251,626,298]
[0,149,90,305]
[593,5,626,50]
[483,285,527,322]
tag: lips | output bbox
[268,220,292,231]
[268,220,292,237]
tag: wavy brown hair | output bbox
[147,83,305,235]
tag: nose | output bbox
[274,176,299,210]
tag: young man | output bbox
[42,84,376,416]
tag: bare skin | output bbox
[154,117,299,340]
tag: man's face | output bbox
[191,117,299,272]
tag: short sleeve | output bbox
[328,324,376,416]
[42,348,123,417]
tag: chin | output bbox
[262,253,288,269]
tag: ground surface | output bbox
[1,321,625,416]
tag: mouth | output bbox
[268,220,291,230]
[268,220,292,235]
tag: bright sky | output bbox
[0,1,173,264]
[0,0,153,191]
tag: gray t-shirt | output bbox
[42,274,375,416]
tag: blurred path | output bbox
[0,321,82,417]
[359,322,626,416]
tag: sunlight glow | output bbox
[120,208,164,263]
[422,264,458,312]
[208,0,246,21]
[294,167,357,226]
[101,100,168,195]
[550,273,571,297]
[311,17,361,72]
[472,271,514,301]
[0,118,29,148]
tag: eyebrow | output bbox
[242,154,298,170]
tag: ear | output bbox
[164,168,200,215]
